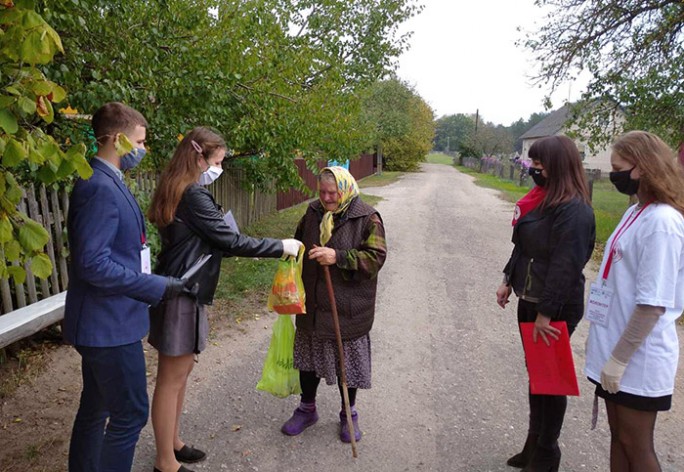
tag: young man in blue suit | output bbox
[64,102,188,472]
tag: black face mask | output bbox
[609,166,640,195]
[528,167,547,187]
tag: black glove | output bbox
[163,277,199,300]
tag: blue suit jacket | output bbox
[64,158,167,347]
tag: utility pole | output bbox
[376,142,383,176]
[446,136,450,153]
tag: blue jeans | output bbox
[69,342,148,472]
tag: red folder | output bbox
[520,321,579,396]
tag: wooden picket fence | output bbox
[462,156,604,200]
[204,167,277,229]
[1,184,70,315]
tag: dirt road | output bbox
[2,163,683,471]
[133,163,684,471]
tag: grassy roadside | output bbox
[358,170,404,188]
[425,153,454,165]
[426,152,630,251]
[457,165,530,203]
[591,179,630,244]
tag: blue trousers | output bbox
[69,342,148,472]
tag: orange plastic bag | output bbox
[267,246,306,314]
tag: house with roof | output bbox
[519,102,623,176]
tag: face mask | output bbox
[528,167,547,187]
[609,166,640,195]
[120,147,146,170]
[199,165,223,185]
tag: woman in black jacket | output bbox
[496,135,595,472]
[147,127,302,472]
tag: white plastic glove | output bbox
[281,239,303,258]
[600,355,627,394]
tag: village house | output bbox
[519,103,624,176]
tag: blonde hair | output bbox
[612,131,684,215]
[149,127,226,227]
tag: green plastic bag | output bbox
[256,315,301,398]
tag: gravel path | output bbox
[2,163,682,472]
[132,163,684,472]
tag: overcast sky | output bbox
[396,0,588,126]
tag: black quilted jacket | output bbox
[503,198,596,323]
[154,184,283,305]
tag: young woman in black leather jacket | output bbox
[146,127,302,472]
[496,135,596,472]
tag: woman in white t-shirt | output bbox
[585,131,684,472]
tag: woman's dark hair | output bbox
[528,135,591,209]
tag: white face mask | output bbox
[199,165,223,185]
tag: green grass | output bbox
[212,193,383,319]
[591,179,631,245]
[453,166,630,257]
[212,203,308,308]
[358,171,403,188]
[456,165,531,203]
[426,152,455,165]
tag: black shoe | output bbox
[153,466,195,472]
[174,445,207,463]
[507,433,538,468]
[522,443,561,472]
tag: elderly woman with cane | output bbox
[280,166,387,444]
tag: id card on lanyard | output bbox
[140,234,151,274]
[586,202,651,326]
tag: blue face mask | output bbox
[120,147,146,170]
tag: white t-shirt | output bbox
[585,203,684,397]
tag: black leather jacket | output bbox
[503,198,595,323]
[154,184,283,305]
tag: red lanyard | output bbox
[602,202,651,280]
[141,234,146,246]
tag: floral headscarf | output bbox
[319,166,359,246]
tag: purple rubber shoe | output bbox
[339,409,362,443]
[281,403,319,436]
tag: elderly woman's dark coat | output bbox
[294,197,387,340]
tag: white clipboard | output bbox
[181,253,212,280]
[223,210,240,234]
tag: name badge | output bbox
[586,282,613,327]
[141,245,151,274]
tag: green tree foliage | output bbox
[39,0,421,189]
[365,78,435,171]
[522,0,684,146]
[468,121,514,156]
[508,112,549,152]
[0,0,89,283]
[433,114,475,154]
[433,112,525,157]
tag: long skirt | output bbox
[293,330,372,389]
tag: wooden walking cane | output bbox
[322,265,358,458]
